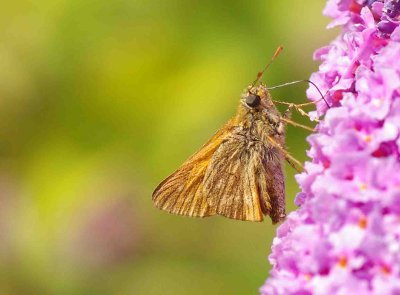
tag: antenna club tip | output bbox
[251,47,284,87]
[274,46,284,57]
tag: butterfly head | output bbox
[241,84,274,111]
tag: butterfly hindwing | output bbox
[261,138,286,224]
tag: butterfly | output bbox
[152,47,321,224]
[154,82,306,223]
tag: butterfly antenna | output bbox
[250,46,283,89]
[267,79,330,108]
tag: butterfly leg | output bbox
[284,155,303,173]
[281,117,315,132]
[278,103,316,132]
[283,104,293,119]
[292,103,320,122]
[266,135,304,172]
[274,99,320,122]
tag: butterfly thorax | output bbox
[235,85,286,147]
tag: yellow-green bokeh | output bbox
[0,1,336,294]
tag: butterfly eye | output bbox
[246,94,261,108]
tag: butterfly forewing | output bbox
[202,132,285,222]
[203,134,265,221]
[152,120,234,217]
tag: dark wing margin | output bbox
[152,121,234,218]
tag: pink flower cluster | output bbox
[261,1,400,294]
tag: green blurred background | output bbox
[0,1,336,294]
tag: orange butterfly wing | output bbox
[202,133,284,222]
[152,120,234,217]
[153,119,286,223]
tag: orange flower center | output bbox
[338,256,348,268]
